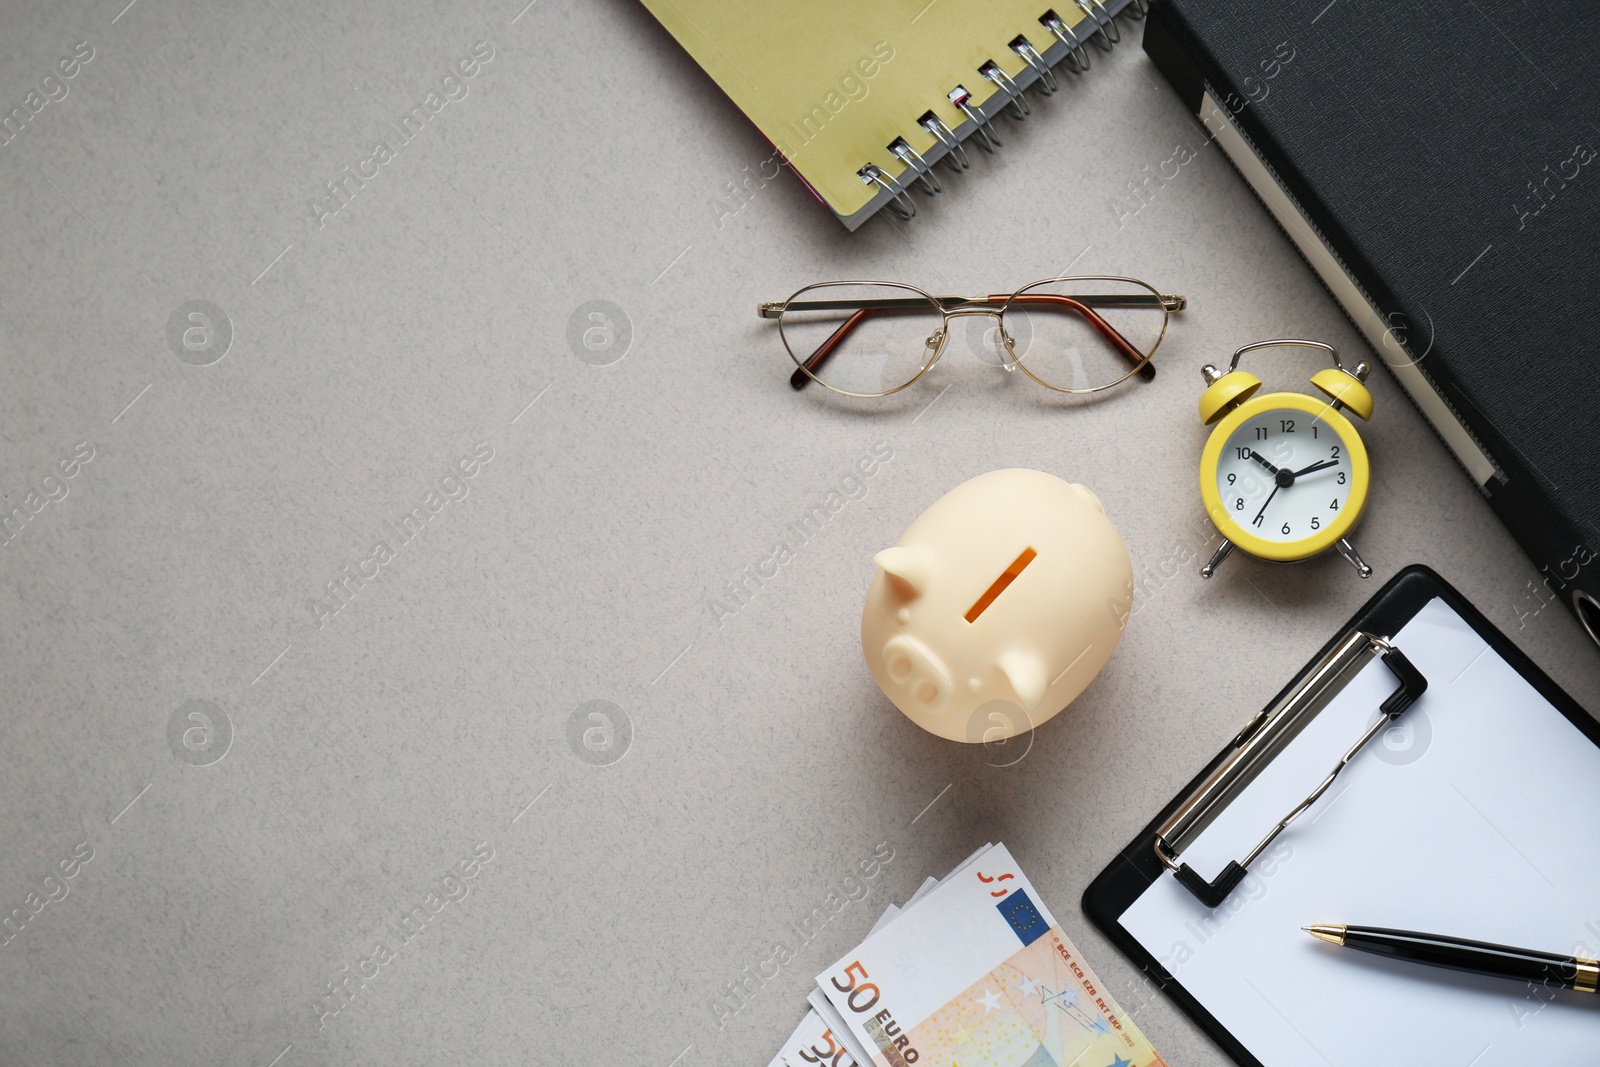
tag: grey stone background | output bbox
[2,2,1595,1065]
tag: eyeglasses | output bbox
[758,276,1186,398]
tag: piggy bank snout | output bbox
[881,635,950,714]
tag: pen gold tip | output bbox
[1304,923,1347,946]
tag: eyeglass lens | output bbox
[1000,277,1166,393]
[778,282,945,397]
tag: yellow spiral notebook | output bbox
[639,0,1137,229]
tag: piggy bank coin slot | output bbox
[965,546,1037,623]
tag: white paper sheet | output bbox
[1121,598,1600,1064]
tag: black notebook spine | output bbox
[1141,0,1600,651]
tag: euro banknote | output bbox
[815,843,1165,1067]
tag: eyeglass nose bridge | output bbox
[940,306,1021,370]
[940,305,1001,320]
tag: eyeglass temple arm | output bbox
[762,297,956,316]
[786,304,951,391]
[762,294,1185,316]
[788,309,875,391]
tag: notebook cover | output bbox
[1141,0,1600,639]
[637,0,1099,225]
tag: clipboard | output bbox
[1083,565,1600,1065]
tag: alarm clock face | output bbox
[1215,408,1354,542]
[1201,394,1369,561]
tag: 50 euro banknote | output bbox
[816,844,1165,1067]
[769,1008,864,1067]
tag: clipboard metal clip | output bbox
[1153,630,1428,907]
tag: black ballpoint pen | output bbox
[1305,924,1600,993]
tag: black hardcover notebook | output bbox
[1142,0,1600,648]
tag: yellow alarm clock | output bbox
[1196,339,1374,579]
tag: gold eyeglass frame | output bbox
[758,275,1187,399]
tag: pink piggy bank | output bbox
[862,469,1133,742]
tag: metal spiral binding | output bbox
[1012,37,1058,95]
[859,164,916,220]
[980,62,1031,120]
[1042,11,1091,71]
[889,139,942,196]
[1080,0,1120,49]
[855,1,1132,225]
[919,114,970,172]
[951,85,1003,152]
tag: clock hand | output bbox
[1252,482,1280,526]
[1289,459,1339,478]
[1247,450,1281,476]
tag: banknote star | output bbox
[951,1025,973,1045]
[1090,1018,1111,1035]
[1018,976,1038,998]
[979,989,1002,1012]
[1042,986,1078,1009]
[1105,1056,1132,1067]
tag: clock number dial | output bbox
[1214,408,1356,545]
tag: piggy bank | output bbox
[862,469,1132,742]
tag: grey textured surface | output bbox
[2,3,1596,1066]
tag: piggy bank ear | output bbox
[998,649,1047,712]
[1071,483,1106,514]
[873,546,933,598]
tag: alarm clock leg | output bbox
[1335,537,1373,578]
[1200,539,1234,579]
